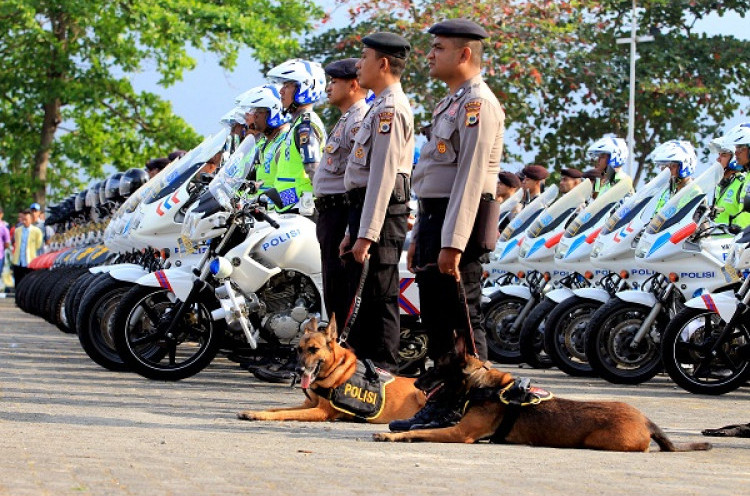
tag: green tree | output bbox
[0,0,322,213]
[306,0,750,182]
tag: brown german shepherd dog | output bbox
[237,317,426,423]
[374,353,712,452]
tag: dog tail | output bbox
[648,420,712,452]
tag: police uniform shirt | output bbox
[313,98,369,197]
[344,83,414,241]
[412,74,505,250]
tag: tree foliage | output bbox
[305,0,750,182]
[0,0,323,213]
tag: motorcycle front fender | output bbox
[546,287,574,304]
[614,290,657,307]
[108,264,150,283]
[135,267,195,301]
[685,292,738,323]
[572,287,611,304]
[497,284,531,301]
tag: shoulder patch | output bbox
[378,112,394,134]
[465,101,481,127]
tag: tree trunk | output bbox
[32,98,61,208]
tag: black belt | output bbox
[314,193,348,212]
[345,188,367,209]
[418,198,449,215]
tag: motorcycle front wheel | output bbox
[482,293,526,363]
[113,285,225,381]
[518,297,556,369]
[661,308,750,395]
[543,296,597,377]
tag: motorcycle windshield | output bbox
[646,162,723,235]
[208,135,258,210]
[565,177,633,238]
[498,188,524,218]
[601,168,671,235]
[143,128,230,205]
[498,185,559,242]
[526,180,592,238]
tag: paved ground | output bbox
[1,298,750,495]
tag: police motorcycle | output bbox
[111,135,328,380]
[481,188,525,287]
[659,209,750,395]
[527,178,633,375]
[74,131,230,372]
[586,162,733,385]
[481,186,559,362]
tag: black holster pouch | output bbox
[470,192,500,253]
[387,173,410,216]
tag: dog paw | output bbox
[237,411,260,421]
[373,433,396,442]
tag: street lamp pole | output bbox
[616,0,653,177]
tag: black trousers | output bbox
[315,205,350,328]
[345,206,407,372]
[414,199,488,363]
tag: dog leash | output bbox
[457,277,479,357]
[338,255,369,346]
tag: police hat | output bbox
[498,171,521,189]
[146,157,170,171]
[521,165,548,181]
[560,168,583,179]
[325,58,359,79]
[362,32,411,59]
[428,19,489,40]
[582,168,603,180]
[168,150,186,162]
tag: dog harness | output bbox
[465,377,553,443]
[310,360,395,421]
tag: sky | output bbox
[127,8,750,176]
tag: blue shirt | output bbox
[19,227,29,267]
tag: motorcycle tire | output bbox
[543,295,598,377]
[76,275,134,371]
[65,271,99,332]
[482,292,526,363]
[47,268,86,333]
[585,297,665,384]
[518,297,557,369]
[113,285,225,381]
[661,307,750,395]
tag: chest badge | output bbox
[437,141,447,154]
[355,147,365,159]
[325,144,334,153]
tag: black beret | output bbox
[362,32,411,59]
[582,168,603,180]
[324,58,359,79]
[521,165,549,181]
[498,171,521,189]
[168,150,186,162]
[428,19,489,40]
[561,168,583,179]
[146,157,170,171]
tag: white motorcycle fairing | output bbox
[546,287,575,304]
[135,267,196,302]
[614,290,657,307]
[497,284,532,300]
[684,292,737,323]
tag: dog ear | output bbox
[304,317,318,334]
[325,315,338,343]
[454,332,469,362]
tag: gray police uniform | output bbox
[313,98,369,326]
[343,83,414,371]
[412,73,505,362]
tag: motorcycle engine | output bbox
[257,270,321,344]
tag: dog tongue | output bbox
[300,373,312,389]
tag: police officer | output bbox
[313,58,369,327]
[339,32,414,371]
[586,136,631,196]
[559,168,583,194]
[145,157,169,179]
[392,19,504,432]
[710,133,750,228]
[519,164,548,204]
[496,171,521,202]
[236,84,291,193]
[267,59,328,212]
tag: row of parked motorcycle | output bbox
[15,126,750,395]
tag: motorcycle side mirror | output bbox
[744,192,750,212]
[263,188,285,209]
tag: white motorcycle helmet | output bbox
[266,59,326,106]
[723,122,750,148]
[586,136,629,169]
[709,135,741,171]
[219,107,247,128]
[236,84,290,128]
[649,140,697,179]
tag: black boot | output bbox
[702,423,750,437]
[388,397,462,432]
[253,354,298,384]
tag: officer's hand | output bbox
[352,238,372,264]
[438,247,462,281]
[406,239,417,273]
[339,234,350,257]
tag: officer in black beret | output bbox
[313,58,369,331]
[496,171,521,202]
[338,32,414,371]
[145,157,170,179]
[391,19,504,432]
[559,168,583,194]
[520,164,548,204]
